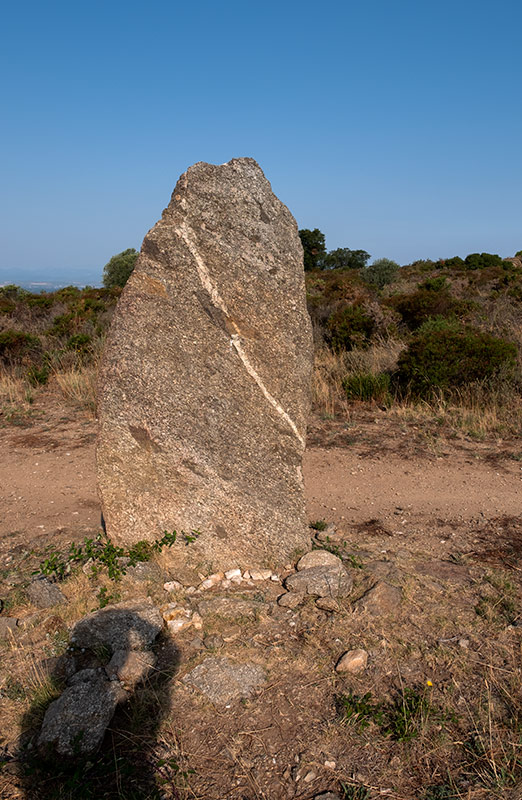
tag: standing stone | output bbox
[97,158,313,569]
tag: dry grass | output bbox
[51,363,98,414]
[0,369,33,406]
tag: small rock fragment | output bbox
[27,579,66,609]
[224,568,242,580]
[459,638,469,649]
[314,793,340,800]
[335,649,368,674]
[303,770,317,782]
[164,580,183,593]
[249,569,272,581]
[316,597,340,612]
[324,760,336,769]
[297,550,342,570]
[182,656,266,705]
[204,634,224,650]
[0,617,18,637]
[277,592,305,609]
[199,572,224,590]
[354,582,402,614]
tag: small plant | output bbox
[309,519,328,531]
[343,371,391,403]
[340,782,371,799]
[337,690,383,730]
[423,785,456,800]
[96,586,121,609]
[34,529,201,584]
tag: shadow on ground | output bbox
[16,609,181,800]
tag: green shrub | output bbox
[0,330,41,365]
[343,372,391,403]
[388,288,466,330]
[103,248,139,288]
[67,333,91,352]
[326,304,375,350]
[363,257,400,289]
[395,319,517,397]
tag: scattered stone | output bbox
[270,573,280,581]
[354,582,402,614]
[303,770,317,782]
[72,598,163,652]
[38,672,127,757]
[199,572,224,590]
[335,649,368,674]
[165,609,193,633]
[230,575,243,585]
[164,580,183,593]
[204,634,224,650]
[459,638,470,649]
[106,650,156,689]
[324,760,336,770]
[224,568,241,580]
[316,597,340,612]
[221,579,231,590]
[97,158,314,570]
[27,578,66,609]
[198,596,263,621]
[242,570,251,580]
[185,586,197,595]
[0,617,18,637]
[314,793,340,800]
[285,565,352,598]
[126,561,162,582]
[249,569,273,581]
[182,656,266,705]
[297,550,342,570]
[277,592,304,609]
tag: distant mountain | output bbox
[0,279,102,293]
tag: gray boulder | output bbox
[72,598,163,652]
[182,656,265,705]
[27,578,66,609]
[97,158,313,570]
[285,565,353,598]
[38,671,127,757]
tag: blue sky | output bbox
[1,0,521,283]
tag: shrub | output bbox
[363,258,400,289]
[326,304,375,351]
[388,287,466,330]
[103,248,139,288]
[0,330,41,365]
[343,372,391,403]
[395,319,517,397]
[67,333,92,352]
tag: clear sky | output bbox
[1,0,521,283]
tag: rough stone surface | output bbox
[277,592,305,609]
[335,649,368,674]
[38,672,127,757]
[296,550,342,571]
[27,578,66,609]
[354,581,402,614]
[314,793,341,800]
[182,656,266,705]
[72,598,163,652]
[97,158,313,569]
[285,565,353,598]
[316,597,340,612]
[0,617,18,637]
[197,596,264,621]
[106,649,156,689]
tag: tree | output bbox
[102,248,139,288]
[323,247,370,270]
[363,258,400,289]
[298,229,327,271]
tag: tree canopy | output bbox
[298,229,327,271]
[323,247,371,270]
[102,248,139,288]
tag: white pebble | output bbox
[224,568,241,580]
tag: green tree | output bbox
[364,258,400,289]
[323,247,371,270]
[298,229,327,271]
[102,248,139,288]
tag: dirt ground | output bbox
[1,396,521,800]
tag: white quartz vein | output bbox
[176,221,305,447]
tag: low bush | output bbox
[326,304,375,351]
[0,330,41,365]
[395,319,517,397]
[388,288,467,331]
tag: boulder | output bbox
[27,578,66,609]
[354,581,402,614]
[72,598,163,652]
[296,550,342,570]
[38,671,127,757]
[182,656,265,705]
[97,158,313,570]
[285,565,353,598]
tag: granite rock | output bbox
[285,565,353,598]
[182,656,265,705]
[97,158,313,569]
[72,598,163,652]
